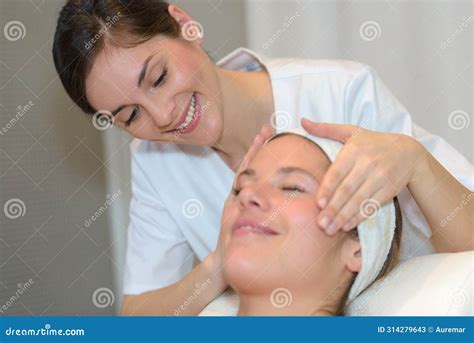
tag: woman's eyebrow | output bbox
[110,53,159,117]
[276,166,317,181]
[137,53,157,87]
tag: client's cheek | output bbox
[280,203,330,257]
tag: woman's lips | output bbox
[232,218,279,236]
[164,92,202,135]
[178,93,201,134]
[172,93,194,130]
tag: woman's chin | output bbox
[223,248,279,293]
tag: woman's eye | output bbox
[153,68,168,88]
[281,186,304,193]
[125,107,139,127]
[231,187,241,196]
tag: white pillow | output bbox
[346,251,473,315]
[199,251,473,316]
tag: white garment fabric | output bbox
[199,251,474,316]
[270,128,397,304]
[123,47,474,295]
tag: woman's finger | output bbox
[301,118,357,143]
[260,124,273,139]
[317,162,368,230]
[234,125,274,188]
[326,180,382,235]
[316,149,356,210]
[341,188,391,232]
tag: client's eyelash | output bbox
[231,187,241,196]
[281,186,304,193]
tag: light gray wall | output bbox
[245,0,473,162]
[0,0,247,315]
[0,0,117,315]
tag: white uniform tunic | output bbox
[123,48,474,295]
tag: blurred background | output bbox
[0,0,471,315]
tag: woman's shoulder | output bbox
[265,56,372,80]
[129,138,223,168]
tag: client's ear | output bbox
[341,233,361,273]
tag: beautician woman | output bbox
[52,0,473,315]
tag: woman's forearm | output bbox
[408,143,473,253]
[120,253,227,316]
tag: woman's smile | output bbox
[232,218,280,237]
[165,92,201,134]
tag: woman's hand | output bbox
[301,118,426,235]
[232,125,273,188]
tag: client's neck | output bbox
[237,289,338,316]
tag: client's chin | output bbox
[223,241,290,295]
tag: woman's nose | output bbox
[146,98,176,129]
[238,185,270,212]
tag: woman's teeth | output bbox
[177,94,196,130]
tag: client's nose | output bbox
[238,186,269,211]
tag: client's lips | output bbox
[232,218,279,236]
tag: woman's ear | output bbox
[168,5,192,25]
[168,5,203,45]
[341,234,361,273]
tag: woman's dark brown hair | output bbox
[52,0,180,115]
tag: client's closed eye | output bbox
[281,185,305,193]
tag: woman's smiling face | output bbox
[85,32,224,145]
[220,134,356,294]
[221,134,358,293]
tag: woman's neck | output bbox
[236,290,338,316]
[212,67,275,172]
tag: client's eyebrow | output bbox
[236,166,317,183]
[276,166,317,181]
[236,168,256,180]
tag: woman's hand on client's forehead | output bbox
[231,125,273,190]
[301,118,425,235]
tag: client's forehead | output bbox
[248,134,331,180]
